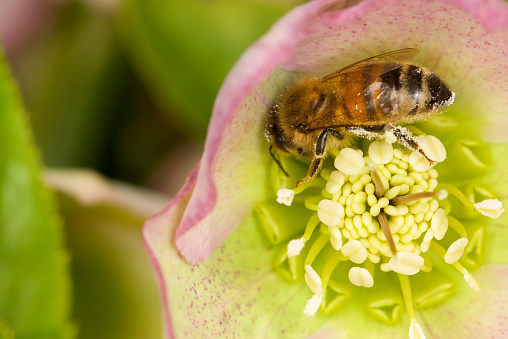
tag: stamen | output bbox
[303,293,323,317]
[317,199,345,227]
[304,264,323,294]
[287,238,305,257]
[430,208,448,240]
[326,171,346,194]
[409,321,426,339]
[328,226,343,250]
[409,151,432,172]
[389,252,424,275]
[397,274,426,339]
[341,240,368,264]
[368,140,394,164]
[474,199,505,219]
[334,148,365,175]
[348,267,374,287]
[430,242,480,291]
[417,135,446,163]
[277,188,295,206]
[444,238,468,264]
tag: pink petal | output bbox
[169,0,508,264]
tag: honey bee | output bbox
[265,48,455,186]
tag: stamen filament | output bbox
[437,183,475,208]
[304,233,329,266]
[397,274,416,322]
[447,215,468,238]
[429,241,480,291]
[294,177,326,194]
[302,213,320,242]
[320,251,344,288]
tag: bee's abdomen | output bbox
[376,63,454,121]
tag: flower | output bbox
[143,0,508,337]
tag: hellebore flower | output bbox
[144,0,508,338]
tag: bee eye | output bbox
[296,122,308,132]
[297,147,304,156]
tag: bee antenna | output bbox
[268,145,289,177]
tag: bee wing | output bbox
[322,48,419,83]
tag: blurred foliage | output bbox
[118,0,300,136]
[57,190,162,339]
[0,53,72,338]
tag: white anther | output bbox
[304,265,322,294]
[317,199,344,227]
[420,240,431,253]
[474,199,505,219]
[430,208,448,240]
[341,240,368,264]
[418,135,446,162]
[303,293,323,317]
[326,171,346,194]
[389,251,424,275]
[276,188,295,206]
[348,267,374,288]
[409,321,426,339]
[334,148,365,175]
[328,226,343,250]
[409,151,432,172]
[436,189,448,200]
[287,238,305,257]
[368,141,394,164]
[463,270,480,291]
[444,238,468,264]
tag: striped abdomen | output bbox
[338,61,454,125]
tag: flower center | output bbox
[254,135,504,339]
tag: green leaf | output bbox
[0,52,73,338]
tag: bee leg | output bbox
[295,129,329,187]
[344,126,384,139]
[383,124,436,164]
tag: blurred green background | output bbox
[0,0,302,338]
